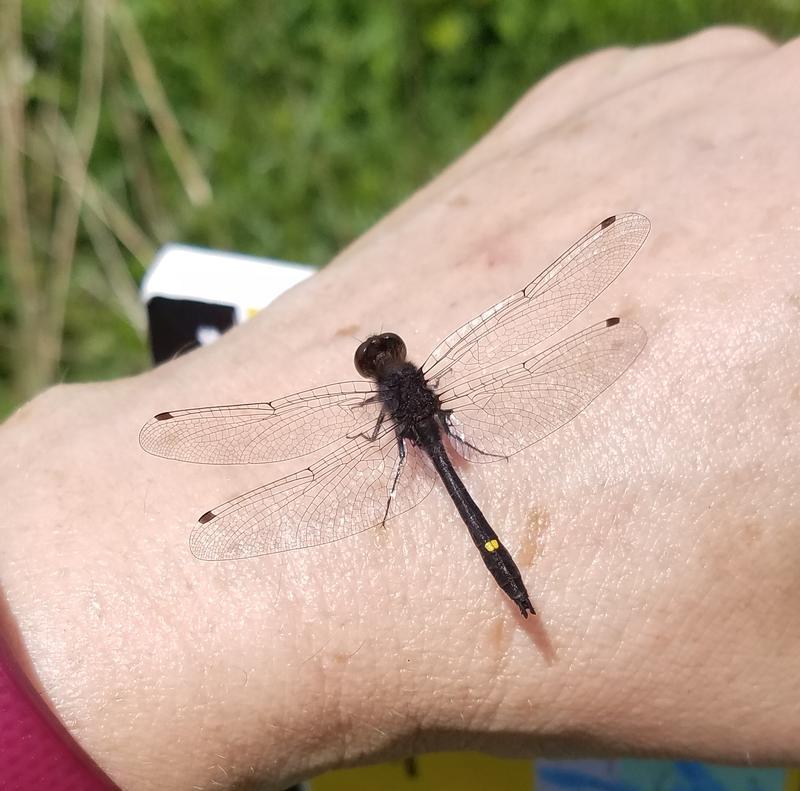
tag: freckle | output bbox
[447,194,470,207]
[739,520,765,546]
[560,118,588,137]
[334,323,360,338]
[518,508,550,566]
[693,136,715,151]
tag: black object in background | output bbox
[146,297,236,363]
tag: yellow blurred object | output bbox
[311,752,533,791]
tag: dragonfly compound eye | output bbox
[354,337,380,378]
[381,333,407,362]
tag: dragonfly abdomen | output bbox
[422,432,535,618]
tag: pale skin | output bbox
[1,26,799,790]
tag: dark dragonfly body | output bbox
[362,341,535,616]
[140,213,650,619]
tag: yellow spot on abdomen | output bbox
[484,539,500,552]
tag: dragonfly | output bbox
[140,213,649,617]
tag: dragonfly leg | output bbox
[352,409,387,442]
[381,436,407,527]
[441,411,508,461]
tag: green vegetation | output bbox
[2,0,799,415]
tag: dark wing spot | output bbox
[198,510,216,524]
[605,317,620,327]
[600,215,616,229]
[154,411,174,421]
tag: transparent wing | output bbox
[439,318,646,463]
[139,381,380,464]
[423,213,650,388]
[189,427,438,559]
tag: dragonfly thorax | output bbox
[377,362,441,433]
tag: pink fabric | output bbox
[0,631,118,790]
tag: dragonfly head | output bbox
[354,332,407,379]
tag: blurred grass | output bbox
[1,0,800,416]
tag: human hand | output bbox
[1,27,798,789]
